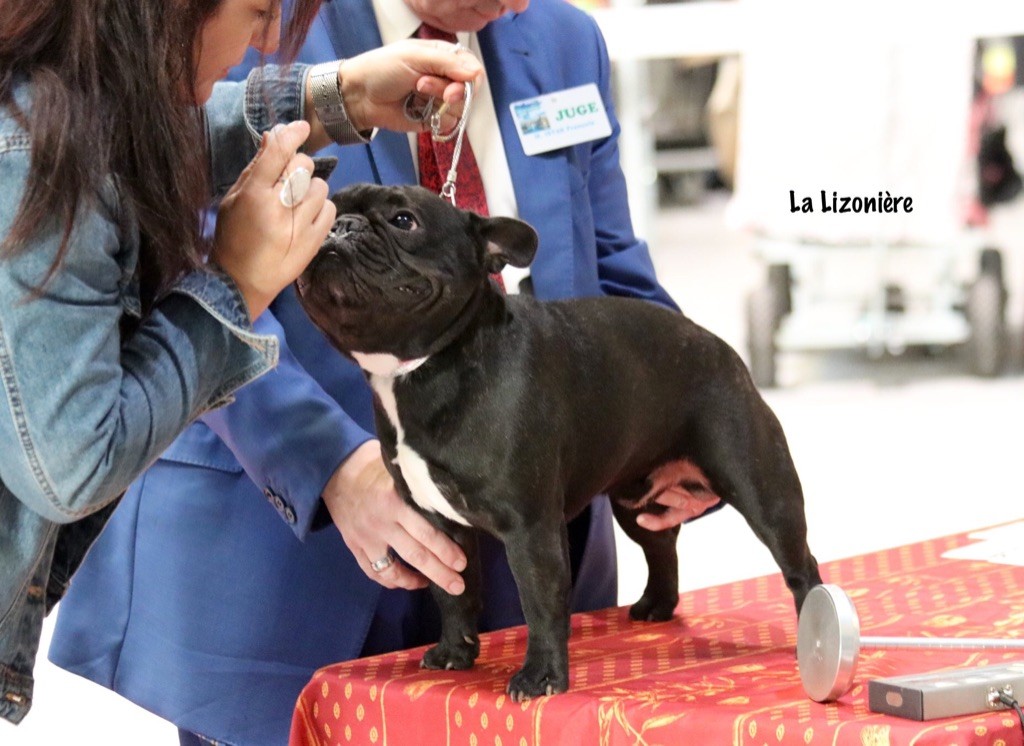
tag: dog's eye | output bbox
[388,211,418,231]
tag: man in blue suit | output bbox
[50,0,712,743]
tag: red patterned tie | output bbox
[415,23,490,220]
[415,24,504,291]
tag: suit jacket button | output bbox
[284,506,297,524]
[265,487,285,512]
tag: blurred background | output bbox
[9,1,1024,743]
[593,0,1024,389]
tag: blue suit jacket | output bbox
[50,2,679,744]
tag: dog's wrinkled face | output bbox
[296,184,538,360]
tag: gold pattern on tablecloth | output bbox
[624,633,663,644]
[726,662,766,677]
[290,526,1024,746]
[596,699,688,745]
[858,724,890,745]
[994,608,1024,631]
[403,677,457,700]
[720,696,750,705]
[924,614,968,628]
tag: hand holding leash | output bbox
[333,39,481,136]
[404,44,474,206]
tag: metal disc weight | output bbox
[797,584,861,702]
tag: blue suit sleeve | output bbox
[199,310,373,539]
[586,19,680,313]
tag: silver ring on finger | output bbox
[278,166,312,208]
[370,550,396,573]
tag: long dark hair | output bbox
[0,0,321,308]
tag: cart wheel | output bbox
[767,263,793,317]
[746,285,780,388]
[979,247,1004,282]
[965,273,1006,377]
[978,247,1009,308]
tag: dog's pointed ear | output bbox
[474,215,539,272]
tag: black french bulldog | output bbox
[296,183,822,701]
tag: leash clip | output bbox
[440,173,458,205]
[401,45,474,208]
[433,79,472,206]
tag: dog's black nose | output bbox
[331,214,366,237]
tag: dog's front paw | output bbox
[628,592,678,622]
[421,635,479,671]
[506,658,568,702]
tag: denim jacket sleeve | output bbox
[0,152,276,525]
[0,67,323,525]
[205,64,309,197]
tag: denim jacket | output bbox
[0,64,309,724]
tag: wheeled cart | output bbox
[729,12,1007,387]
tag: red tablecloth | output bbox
[291,527,1024,745]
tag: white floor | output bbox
[7,194,1024,745]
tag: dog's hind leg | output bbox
[694,408,822,613]
[744,499,821,614]
[500,517,572,701]
[609,498,680,621]
[747,507,821,614]
[422,523,484,671]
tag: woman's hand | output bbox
[211,120,335,319]
[322,440,468,595]
[305,39,484,149]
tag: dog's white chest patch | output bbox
[352,351,427,377]
[368,375,471,527]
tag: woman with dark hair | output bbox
[0,0,480,724]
